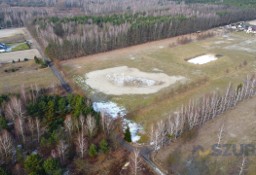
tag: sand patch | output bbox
[85,66,185,95]
[225,40,256,53]
[187,54,218,65]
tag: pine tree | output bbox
[99,139,109,153]
[89,144,97,157]
[124,126,132,142]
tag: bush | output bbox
[181,126,199,143]
[0,167,10,175]
[99,139,109,153]
[43,158,62,175]
[89,144,97,157]
[177,36,192,45]
[24,58,29,61]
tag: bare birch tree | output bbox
[238,155,247,175]
[217,124,224,149]
[35,117,44,143]
[57,140,68,163]
[130,148,141,175]
[64,115,73,137]
[0,130,14,161]
[5,97,26,143]
[86,115,96,137]
[76,132,87,158]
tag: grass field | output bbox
[7,42,30,52]
[61,30,256,134]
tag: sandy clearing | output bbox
[249,20,256,26]
[0,28,26,38]
[85,66,185,95]
[0,49,41,63]
[187,54,218,64]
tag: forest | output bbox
[1,1,256,60]
[0,86,134,174]
[37,8,256,60]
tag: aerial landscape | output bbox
[0,0,255,175]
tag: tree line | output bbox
[149,74,256,158]
[32,7,256,60]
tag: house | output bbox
[0,43,8,53]
[0,43,10,52]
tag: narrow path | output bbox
[117,136,166,175]
[48,61,72,93]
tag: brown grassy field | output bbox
[156,96,256,175]
[60,29,256,138]
[0,60,59,94]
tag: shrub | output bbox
[89,144,97,157]
[99,139,109,153]
[0,116,8,130]
[43,158,62,175]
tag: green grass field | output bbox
[61,31,256,134]
[7,42,30,52]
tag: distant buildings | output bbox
[225,21,256,34]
